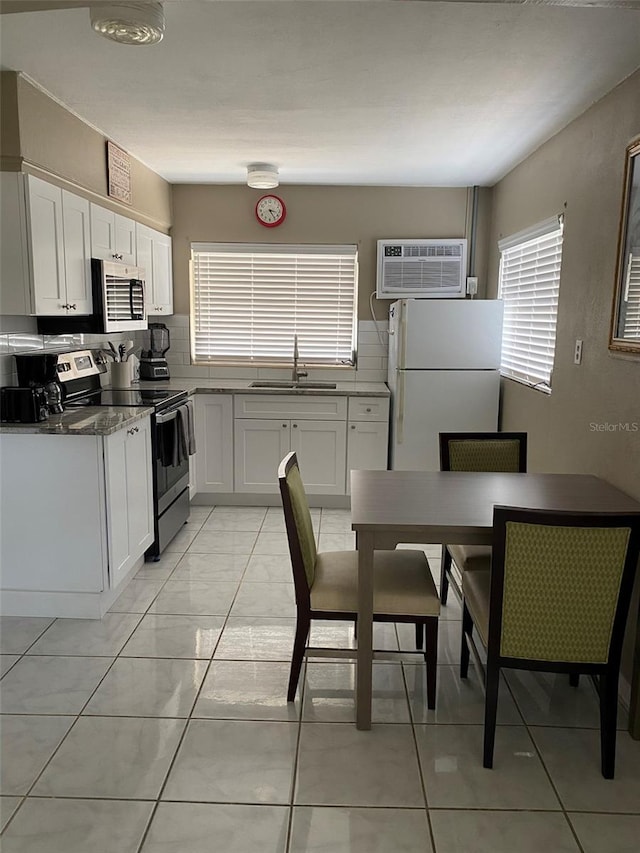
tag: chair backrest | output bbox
[278,452,317,604]
[489,506,640,666]
[440,431,527,473]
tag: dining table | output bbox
[350,469,640,733]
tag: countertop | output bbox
[0,406,153,436]
[0,379,389,436]
[137,378,390,397]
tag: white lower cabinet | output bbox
[346,396,390,495]
[104,417,154,587]
[346,421,389,494]
[233,395,348,495]
[234,418,346,494]
[194,394,234,493]
[0,416,154,618]
[193,391,388,501]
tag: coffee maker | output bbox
[139,323,171,381]
[15,352,64,413]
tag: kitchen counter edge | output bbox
[138,379,390,397]
[0,405,154,436]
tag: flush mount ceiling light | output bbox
[90,2,165,46]
[247,164,279,189]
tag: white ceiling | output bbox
[1,1,639,187]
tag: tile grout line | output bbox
[133,503,291,853]
[501,669,587,853]
[400,636,439,852]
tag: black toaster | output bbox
[0,386,49,423]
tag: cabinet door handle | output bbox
[127,426,140,435]
[112,253,123,261]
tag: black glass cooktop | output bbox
[67,388,187,411]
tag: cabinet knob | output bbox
[127,426,139,435]
[282,423,287,428]
[365,407,372,412]
[68,304,76,311]
[292,423,298,428]
[112,253,123,261]
[351,424,356,429]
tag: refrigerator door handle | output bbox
[399,300,407,370]
[397,371,405,444]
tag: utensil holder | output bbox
[110,361,132,388]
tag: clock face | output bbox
[256,195,286,227]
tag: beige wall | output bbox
[171,184,474,318]
[487,69,640,686]
[0,72,171,231]
[0,72,21,166]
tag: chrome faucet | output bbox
[292,334,308,383]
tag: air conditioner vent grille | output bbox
[377,238,467,299]
[404,244,463,258]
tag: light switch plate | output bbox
[574,339,583,364]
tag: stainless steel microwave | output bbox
[37,259,148,335]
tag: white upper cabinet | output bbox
[136,222,173,315]
[23,175,92,316]
[25,175,65,314]
[90,204,136,264]
[61,190,92,314]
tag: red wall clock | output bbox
[255,194,286,227]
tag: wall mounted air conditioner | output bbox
[376,238,468,299]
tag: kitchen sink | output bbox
[250,380,337,390]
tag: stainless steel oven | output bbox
[153,396,191,557]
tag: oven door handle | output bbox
[156,409,179,425]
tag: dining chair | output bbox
[439,431,528,605]
[279,451,440,708]
[460,505,640,779]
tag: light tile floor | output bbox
[1,505,640,852]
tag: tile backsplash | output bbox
[154,315,389,383]
[0,314,389,386]
[0,318,141,386]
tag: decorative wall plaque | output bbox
[106,140,132,205]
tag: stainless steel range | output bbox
[14,349,192,559]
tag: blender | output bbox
[139,323,171,381]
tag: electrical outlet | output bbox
[574,339,583,365]
[466,277,478,296]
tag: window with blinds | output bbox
[498,216,564,393]
[618,249,640,340]
[190,243,358,366]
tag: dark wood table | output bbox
[350,470,640,731]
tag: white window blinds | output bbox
[498,216,564,392]
[619,249,640,340]
[191,243,358,365]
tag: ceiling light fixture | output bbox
[247,164,279,189]
[90,2,165,46]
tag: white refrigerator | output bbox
[387,299,504,471]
